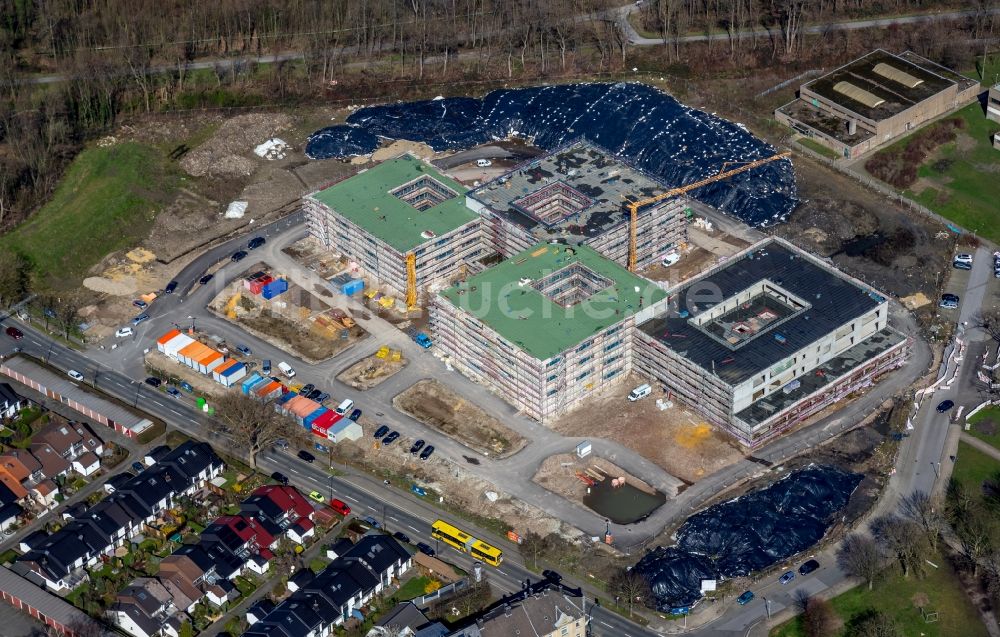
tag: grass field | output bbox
[951,440,1000,494]
[769,549,988,637]
[0,141,176,287]
[796,137,840,159]
[897,103,1000,243]
[395,575,436,600]
[967,407,1000,451]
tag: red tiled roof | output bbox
[251,485,314,520]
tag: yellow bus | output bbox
[431,519,504,567]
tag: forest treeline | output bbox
[0,0,994,237]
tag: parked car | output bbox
[936,399,955,413]
[67,369,85,382]
[5,326,23,340]
[953,260,972,270]
[409,439,425,455]
[348,408,362,421]
[144,377,162,388]
[334,399,354,416]
[277,361,296,378]
[542,569,563,583]
[419,445,435,461]
[737,590,755,605]
[300,383,316,396]
[476,158,492,167]
[131,461,145,472]
[416,542,436,557]
[661,251,681,267]
[939,293,960,309]
[132,299,148,309]
[115,327,133,338]
[297,450,315,463]
[179,381,194,393]
[231,250,248,262]
[306,389,323,400]
[166,387,181,398]
[363,515,381,529]
[382,431,400,445]
[779,571,795,585]
[270,471,289,485]
[329,499,351,516]
[414,332,433,348]
[199,274,214,285]
[247,236,266,249]
[373,425,390,439]
[261,359,271,374]
[393,531,411,544]
[306,490,325,503]
[164,280,178,294]
[132,313,150,326]
[235,344,251,356]
[315,392,330,403]
[274,439,289,450]
[954,253,973,265]
[798,559,820,575]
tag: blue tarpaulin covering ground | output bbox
[305,82,798,227]
[635,465,862,610]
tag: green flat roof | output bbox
[439,243,667,360]
[310,154,477,253]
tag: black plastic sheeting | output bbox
[305,82,798,227]
[635,465,862,611]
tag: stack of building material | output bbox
[261,279,288,300]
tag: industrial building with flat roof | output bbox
[776,49,979,159]
[432,242,666,422]
[304,154,483,303]
[635,237,910,447]
[466,140,688,270]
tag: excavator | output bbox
[627,150,792,271]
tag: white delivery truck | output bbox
[627,383,652,401]
[277,361,296,378]
[335,398,354,416]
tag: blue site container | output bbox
[240,373,263,395]
[261,279,288,300]
[304,407,329,429]
[341,279,364,296]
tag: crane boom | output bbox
[627,150,791,271]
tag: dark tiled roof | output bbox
[0,383,21,407]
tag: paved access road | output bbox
[0,323,653,637]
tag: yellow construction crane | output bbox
[627,151,791,272]
[406,252,418,309]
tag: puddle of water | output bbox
[582,478,665,525]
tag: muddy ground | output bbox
[393,379,526,458]
[337,353,408,390]
[532,453,660,503]
[776,155,957,310]
[549,373,744,484]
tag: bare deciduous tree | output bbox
[518,531,550,570]
[899,490,944,551]
[845,609,901,637]
[803,597,838,637]
[870,514,928,579]
[837,533,885,591]
[611,569,652,617]
[212,392,303,467]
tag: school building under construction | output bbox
[635,237,910,448]
[431,242,666,422]
[466,140,688,270]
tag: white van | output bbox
[476,158,492,167]
[627,384,652,401]
[335,398,354,416]
[277,361,296,378]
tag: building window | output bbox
[576,370,591,381]
[603,369,620,380]
[604,339,622,352]
[547,358,562,367]
[547,388,558,396]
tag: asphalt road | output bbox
[0,322,653,637]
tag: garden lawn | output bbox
[901,103,1000,243]
[395,575,436,600]
[0,142,176,288]
[770,550,987,637]
[967,407,1000,451]
[950,440,1000,495]
[797,137,839,159]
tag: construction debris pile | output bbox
[305,82,797,226]
[635,465,862,609]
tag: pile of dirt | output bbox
[181,113,294,178]
[393,379,526,458]
[351,139,438,165]
[337,353,407,390]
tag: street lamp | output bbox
[187,315,196,332]
[329,474,334,501]
[931,461,940,478]
[763,596,771,619]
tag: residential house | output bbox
[0,383,22,420]
[110,577,176,637]
[157,553,207,613]
[242,535,413,636]
[143,445,171,467]
[446,580,589,637]
[246,599,275,626]
[29,442,71,482]
[34,421,104,467]
[240,485,315,543]
[0,501,23,533]
[367,601,437,637]
[203,580,238,608]
[286,569,315,593]
[0,450,38,501]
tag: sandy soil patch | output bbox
[180,113,294,178]
[900,291,932,310]
[532,453,659,502]
[549,374,744,484]
[351,140,438,165]
[393,379,526,458]
[337,353,408,390]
